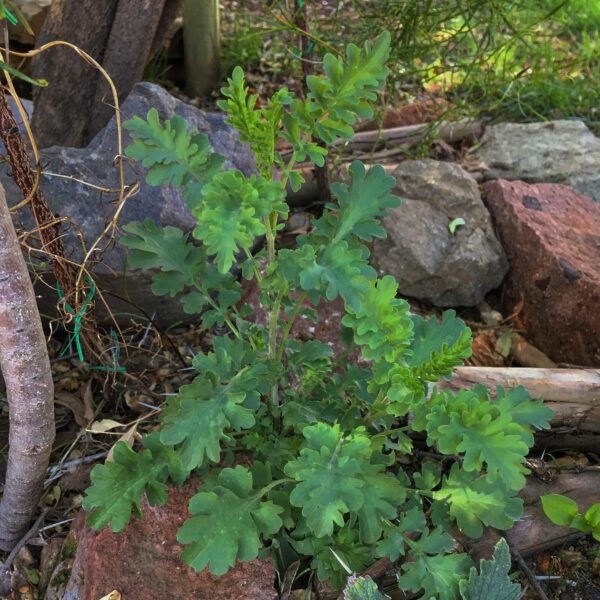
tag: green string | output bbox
[2,6,18,26]
[293,39,315,59]
[89,329,126,373]
[57,280,126,372]
[57,275,96,362]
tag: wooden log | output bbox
[444,367,600,433]
[465,471,600,561]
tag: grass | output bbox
[219,0,600,133]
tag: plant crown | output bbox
[83,32,552,597]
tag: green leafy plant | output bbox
[541,495,600,541]
[459,538,521,600]
[83,31,553,598]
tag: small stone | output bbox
[559,549,584,567]
[371,159,507,306]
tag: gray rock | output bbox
[475,120,600,202]
[3,82,256,326]
[372,159,507,306]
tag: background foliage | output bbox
[219,0,600,133]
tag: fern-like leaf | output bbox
[399,552,472,600]
[420,385,552,490]
[304,32,391,144]
[160,360,274,470]
[218,67,290,177]
[125,108,224,187]
[284,423,406,541]
[121,220,205,296]
[192,170,287,272]
[330,161,399,243]
[342,275,413,366]
[432,464,523,538]
[344,576,390,600]
[83,435,186,532]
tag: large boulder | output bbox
[475,120,600,202]
[54,479,278,600]
[484,179,600,366]
[371,159,507,306]
[2,83,256,326]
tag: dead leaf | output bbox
[54,380,95,427]
[98,592,121,600]
[510,332,557,368]
[495,330,512,358]
[107,422,140,461]
[468,330,506,367]
[55,391,89,427]
[88,419,125,434]
[81,378,95,423]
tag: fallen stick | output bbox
[444,367,600,433]
[286,120,484,206]
[333,119,484,151]
[465,471,600,561]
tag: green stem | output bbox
[243,248,262,283]
[268,291,282,406]
[276,291,308,362]
[258,477,295,498]
[264,212,281,406]
[194,283,241,340]
[264,215,276,265]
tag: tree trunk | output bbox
[31,0,181,147]
[183,0,220,97]
[0,183,54,551]
[87,0,169,140]
[31,0,120,147]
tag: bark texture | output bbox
[87,0,169,139]
[0,184,54,551]
[31,0,120,147]
[31,0,181,147]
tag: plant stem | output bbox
[264,212,280,405]
[194,283,242,340]
[276,292,308,362]
[264,215,276,265]
[268,292,282,406]
[243,248,262,283]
